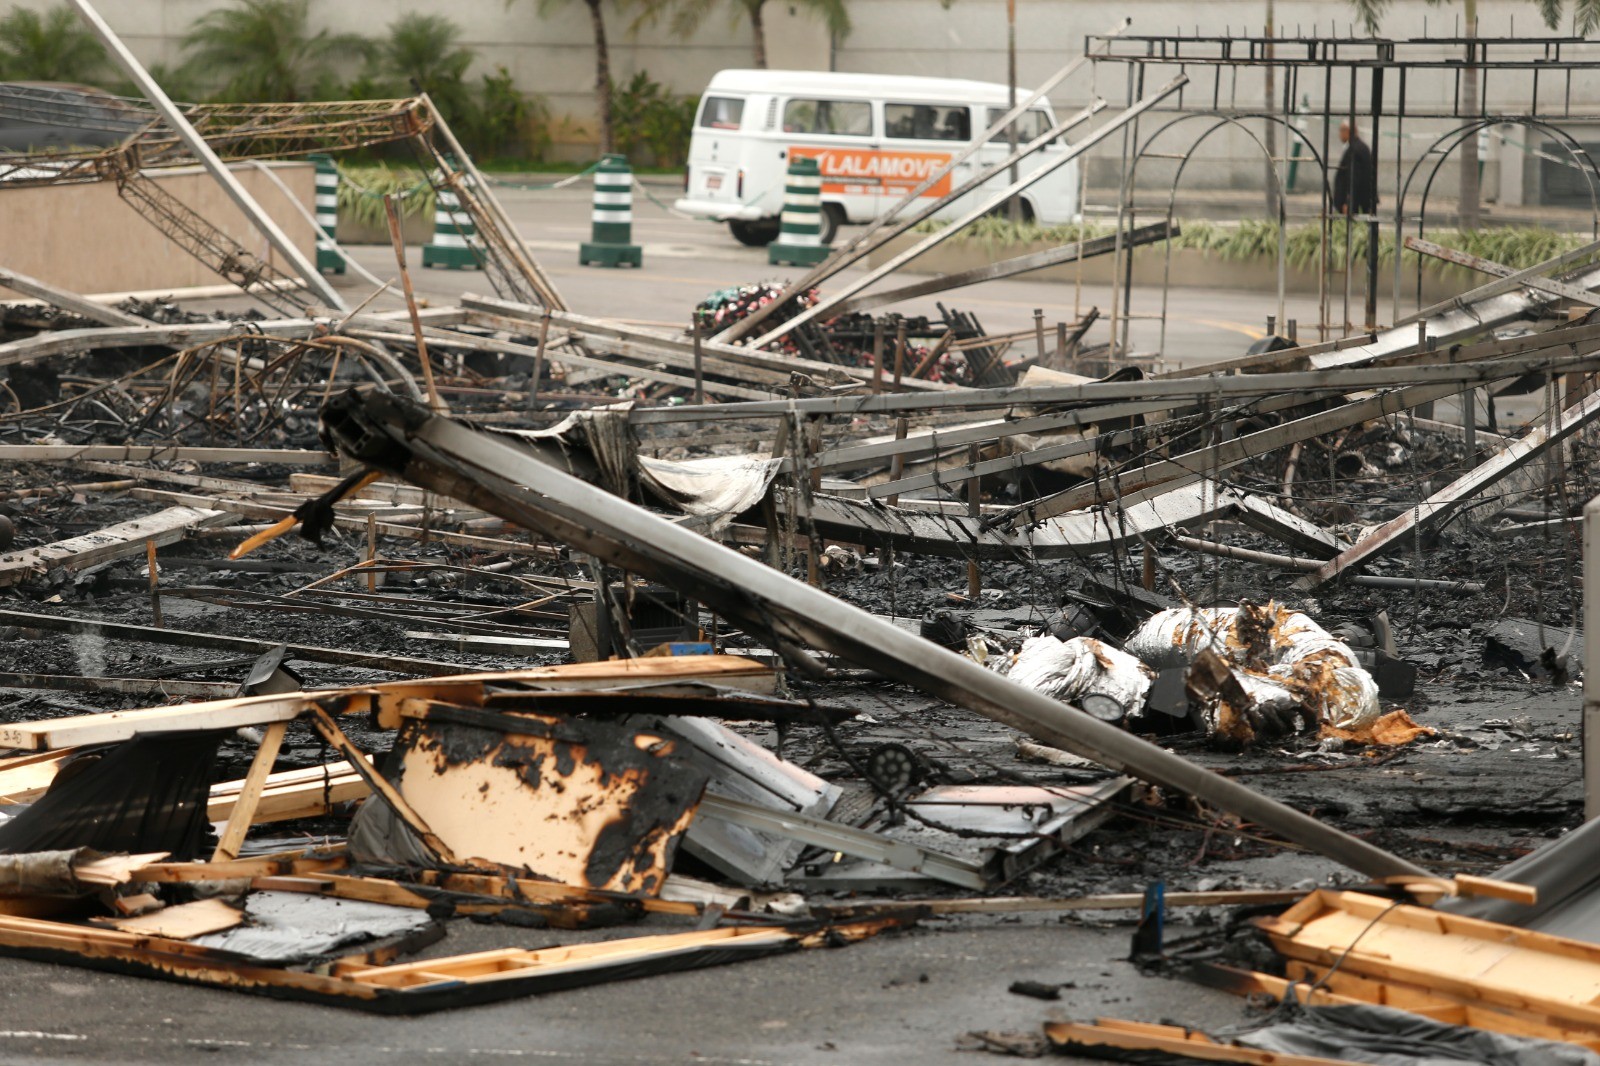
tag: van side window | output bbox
[886,103,970,142]
[986,108,1054,144]
[782,98,871,137]
[697,95,745,130]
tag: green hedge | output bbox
[911,217,1592,274]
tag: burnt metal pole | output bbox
[324,392,1430,882]
[1588,493,1600,821]
[1007,0,1021,223]
[67,0,346,312]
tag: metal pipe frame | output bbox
[67,0,346,313]
[322,389,1427,880]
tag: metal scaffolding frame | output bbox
[1085,32,1600,353]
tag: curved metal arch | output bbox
[1405,117,1600,238]
[1126,111,1336,205]
[1398,117,1600,314]
[1117,111,1331,353]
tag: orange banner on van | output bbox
[789,146,953,198]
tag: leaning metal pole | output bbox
[68,0,347,313]
[322,390,1428,882]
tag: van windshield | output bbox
[886,103,970,142]
[697,95,745,130]
[782,98,871,137]
[986,108,1056,144]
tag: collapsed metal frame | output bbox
[1085,31,1600,353]
[0,92,564,314]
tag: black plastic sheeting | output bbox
[1440,816,1600,940]
[0,733,224,860]
[1235,1004,1599,1066]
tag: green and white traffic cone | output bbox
[311,154,343,275]
[769,156,828,267]
[422,165,481,270]
[579,154,643,268]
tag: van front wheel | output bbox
[819,204,845,245]
[729,219,780,246]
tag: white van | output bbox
[675,69,1080,247]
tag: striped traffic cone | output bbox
[769,156,828,267]
[422,164,481,270]
[311,154,343,275]
[579,154,642,268]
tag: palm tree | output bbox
[0,3,109,84]
[1347,0,1600,227]
[512,0,628,155]
[181,0,371,103]
[635,0,849,69]
[373,14,477,121]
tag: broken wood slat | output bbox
[1299,385,1600,588]
[245,872,626,927]
[210,721,288,862]
[207,760,368,825]
[0,646,771,745]
[0,609,467,680]
[96,899,244,940]
[1043,1019,1362,1065]
[1256,890,1600,1030]
[127,487,560,559]
[131,849,349,884]
[0,750,75,805]
[0,266,149,327]
[0,655,779,751]
[306,707,460,866]
[0,909,904,1013]
[0,506,231,587]
[0,688,370,752]
[0,445,335,465]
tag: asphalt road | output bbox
[0,917,1249,1065]
[331,175,1325,371]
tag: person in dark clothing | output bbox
[1332,119,1378,216]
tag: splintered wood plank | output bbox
[1257,890,1600,1030]
[0,506,231,587]
[207,760,368,824]
[0,655,773,751]
[98,899,244,940]
[211,721,288,862]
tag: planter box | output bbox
[334,212,436,246]
[863,234,1469,303]
[1,161,315,296]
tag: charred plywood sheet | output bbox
[390,704,707,895]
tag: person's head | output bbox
[1340,119,1355,143]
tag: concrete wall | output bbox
[9,0,1598,202]
[0,161,315,295]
